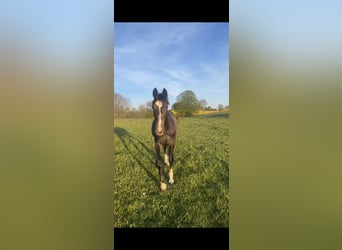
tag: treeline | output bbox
[114,90,228,119]
[114,93,153,119]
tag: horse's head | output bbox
[152,88,169,136]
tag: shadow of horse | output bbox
[114,127,159,186]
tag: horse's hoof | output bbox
[169,179,174,185]
[160,182,167,191]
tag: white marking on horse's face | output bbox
[164,154,170,166]
[169,169,174,184]
[155,100,163,135]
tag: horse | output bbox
[151,88,178,191]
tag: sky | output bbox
[114,23,229,109]
[231,1,342,67]
[0,0,111,67]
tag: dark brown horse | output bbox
[151,88,178,191]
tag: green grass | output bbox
[195,110,229,118]
[113,116,229,227]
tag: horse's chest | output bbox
[157,135,173,145]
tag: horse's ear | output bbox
[162,88,168,97]
[153,88,158,98]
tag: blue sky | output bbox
[231,1,342,68]
[0,1,111,67]
[114,23,229,109]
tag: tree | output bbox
[218,104,224,111]
[199,99,208,110]
[145,101,153,118]
[172,101,186,117]
[172,90,200,117]
[114,92,131,118]
[138,104,146,118]
[136,101,153,118]
[145,101,152,112]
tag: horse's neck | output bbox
[165,111,177,133]
[165,110,173,122]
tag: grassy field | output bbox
[113,114,229,227]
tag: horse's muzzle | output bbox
[156,130,164,136]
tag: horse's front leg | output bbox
[155,142,166,191]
